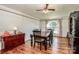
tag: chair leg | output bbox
[49,41,51,46]
[44,40,47,50]
[33,42,36,48]
[51,38,53,44]
[40,43,41,50]
[31,38,33,47]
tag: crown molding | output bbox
[0,5,40,21]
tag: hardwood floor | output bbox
[1,37,73,54]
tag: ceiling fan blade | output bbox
[48,9,55,11]
[36,9,43,11]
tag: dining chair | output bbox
[30,29,41,47]
[33,29,41,35]
[47,29,53,46]
[33,34,45,50]
[32,30,46,50]
[33,29,41,45]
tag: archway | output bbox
[47,20,60,36]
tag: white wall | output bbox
[40,20,46,31]
[61,16,69,37]
[0,6,40,40]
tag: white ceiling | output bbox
[1,4,79,20]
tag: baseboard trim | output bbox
[53,36,67,38]
[25,39,31,42]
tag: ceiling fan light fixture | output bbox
[43,9,49,14]
[36,4,55,14]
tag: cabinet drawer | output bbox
[4,41,14,49]
[3,33,25,50]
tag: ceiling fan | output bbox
[36,4,55,14]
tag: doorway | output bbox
[47,20,62,37]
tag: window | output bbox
[47,20,59,36]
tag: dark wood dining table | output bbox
[30,31,50,50]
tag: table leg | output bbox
[30,35,33,47]
[45,38,47,50]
